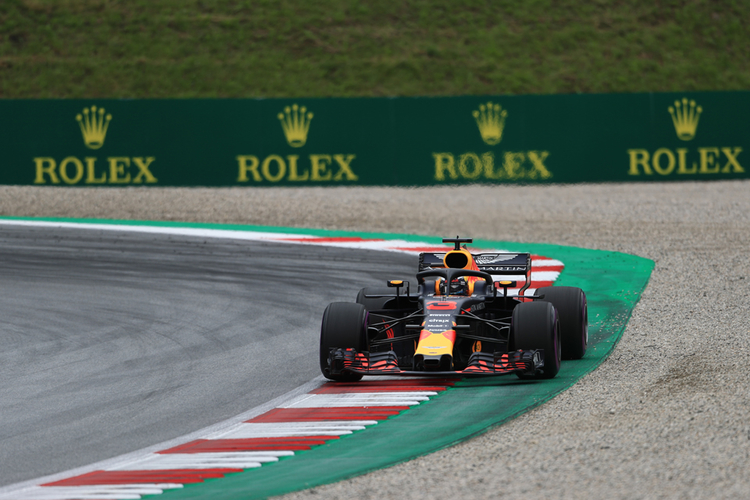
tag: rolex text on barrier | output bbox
[0,92,746,186]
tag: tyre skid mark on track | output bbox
[0,221,563,500]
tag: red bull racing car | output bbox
[320,237,587,381]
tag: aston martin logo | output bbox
[475,254,518,265]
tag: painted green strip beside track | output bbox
[0,217,653,500]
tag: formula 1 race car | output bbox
[320,237,587,381]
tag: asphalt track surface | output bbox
[0,224,415,486]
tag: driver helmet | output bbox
[448,277,468,296]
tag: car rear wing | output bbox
[418,252,533,297]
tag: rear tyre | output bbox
[511,301,561,379]
[355,287,395,311]
[320,302,368,382]
[537,286,587,360]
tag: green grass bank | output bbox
[1,0,748,98]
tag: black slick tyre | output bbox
[537,286,588,360]
[355,287,395,311]
[319,302,368,382]
[511,301,561,379]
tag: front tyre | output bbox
[511,301,561,379]
[537,286,588,360]
[319,302,368,382]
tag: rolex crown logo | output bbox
[278,104,313,148]
[472,101,507,146]
[76,105,112,150]
[668,98,702,141]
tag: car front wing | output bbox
[327,348,544,377]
